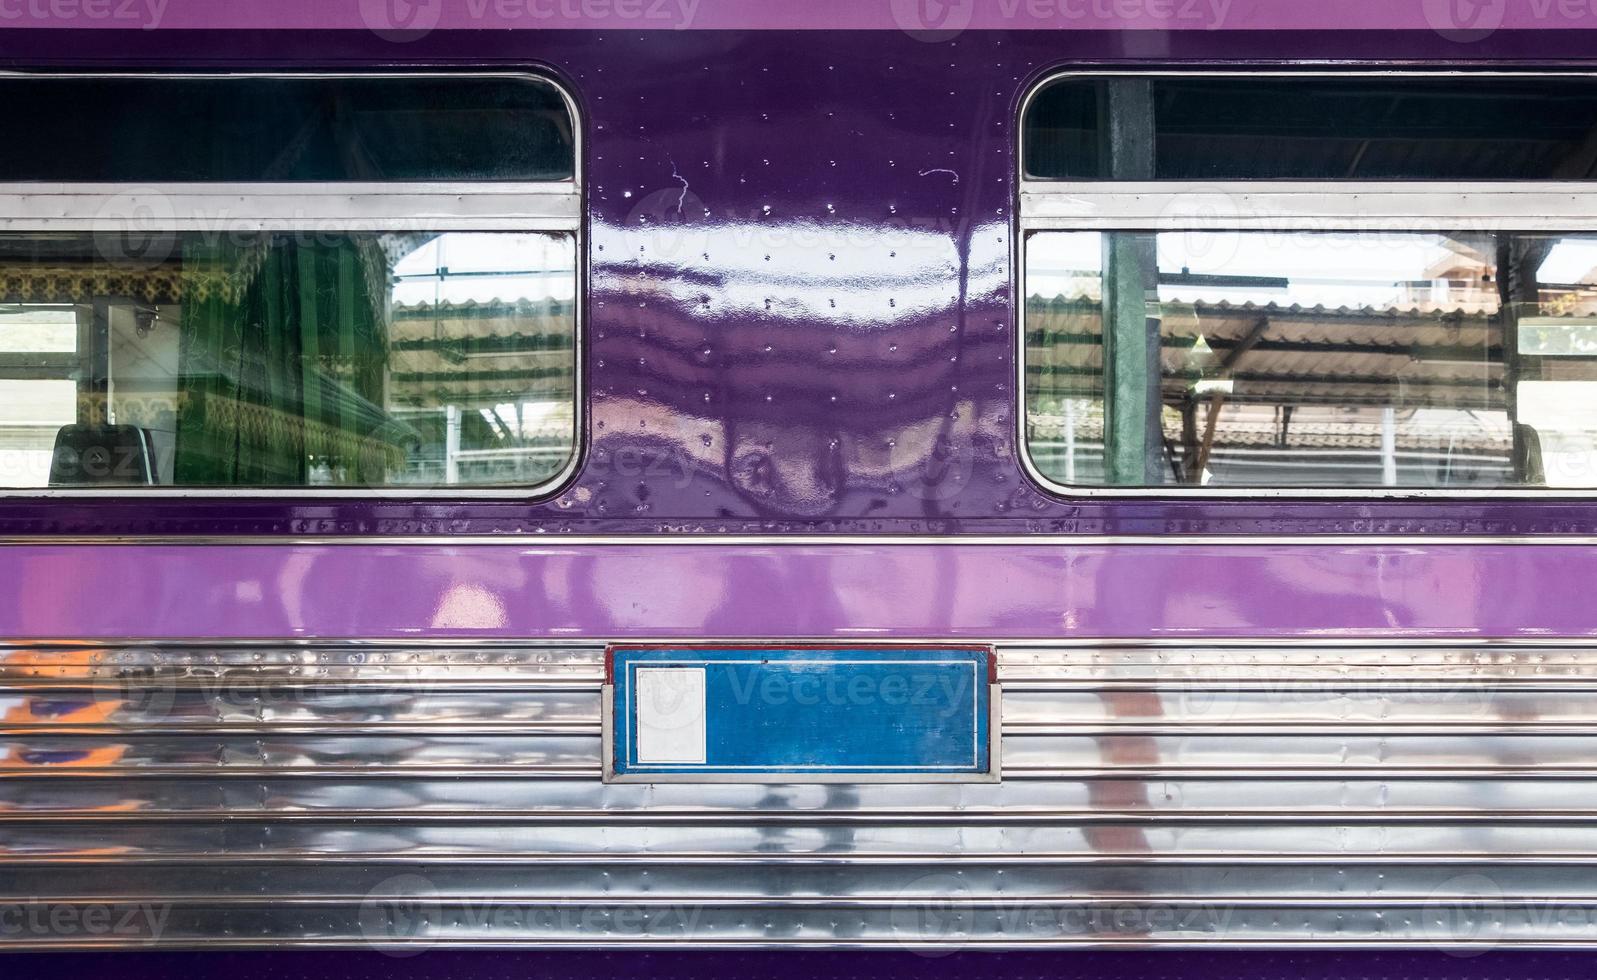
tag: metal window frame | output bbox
[1016,69,1597,500]
[0,70,585,501]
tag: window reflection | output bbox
[0,232,576,489]
[1025,231,1597,488]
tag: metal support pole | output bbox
[1063,396,1077,483]
[445,404,462,485]
[1381,406,1398,486]
[1496,235,1555,485]
[1100,79,1163,486]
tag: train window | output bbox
[0,74,580,494]
[1020,73,1597,492]
[1025,75,1597,181]
[0,75,574,182]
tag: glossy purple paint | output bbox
[8,0,1597,32]
[1,540,1589,639]
[0,28,1593,644]
[0,28,1594,537]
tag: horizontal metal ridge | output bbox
[0,721,598,736]
[1001,722,1597,735]
[0,678,601,691]
[1000,678,1597,690]
[18,764,1597,779]
[20,676,1597,691]
[9,807,1597,824]
[12,895,1597,909]
[11,940,1597,951]
[21,721,1597,737]
[1004,766,1597,778]
[12,851,1597,866]
[14,676,1597,693]
[0,765,598,778]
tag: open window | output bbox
[0,73,580,494]
[1020,73,1597,493]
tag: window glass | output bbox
[0,76,573,182]
[1026,76,1597,180]
[0,308,76,354]
[0,231,576,489]
[1025,230,1597,489]
[0,379,75,486]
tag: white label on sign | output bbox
[634,666,707,764]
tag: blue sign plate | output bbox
[605,646,996,782]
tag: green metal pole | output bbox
[1100,79,1163,485]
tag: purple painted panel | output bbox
[0,540,1589,639]
[0,28,1593,537]
[0,0,1594,33]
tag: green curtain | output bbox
[174,236,391,486]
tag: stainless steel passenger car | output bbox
[2,0,1597,958]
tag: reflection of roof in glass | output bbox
[387,298,574,407]
[1027,294,1521,410]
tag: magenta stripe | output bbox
[1,0,1593,32]
[0,541,1590,639]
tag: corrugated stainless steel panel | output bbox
[7,640,1597,949]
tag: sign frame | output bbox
[602,643,1001,784]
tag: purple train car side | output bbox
[3,0,1597,952]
